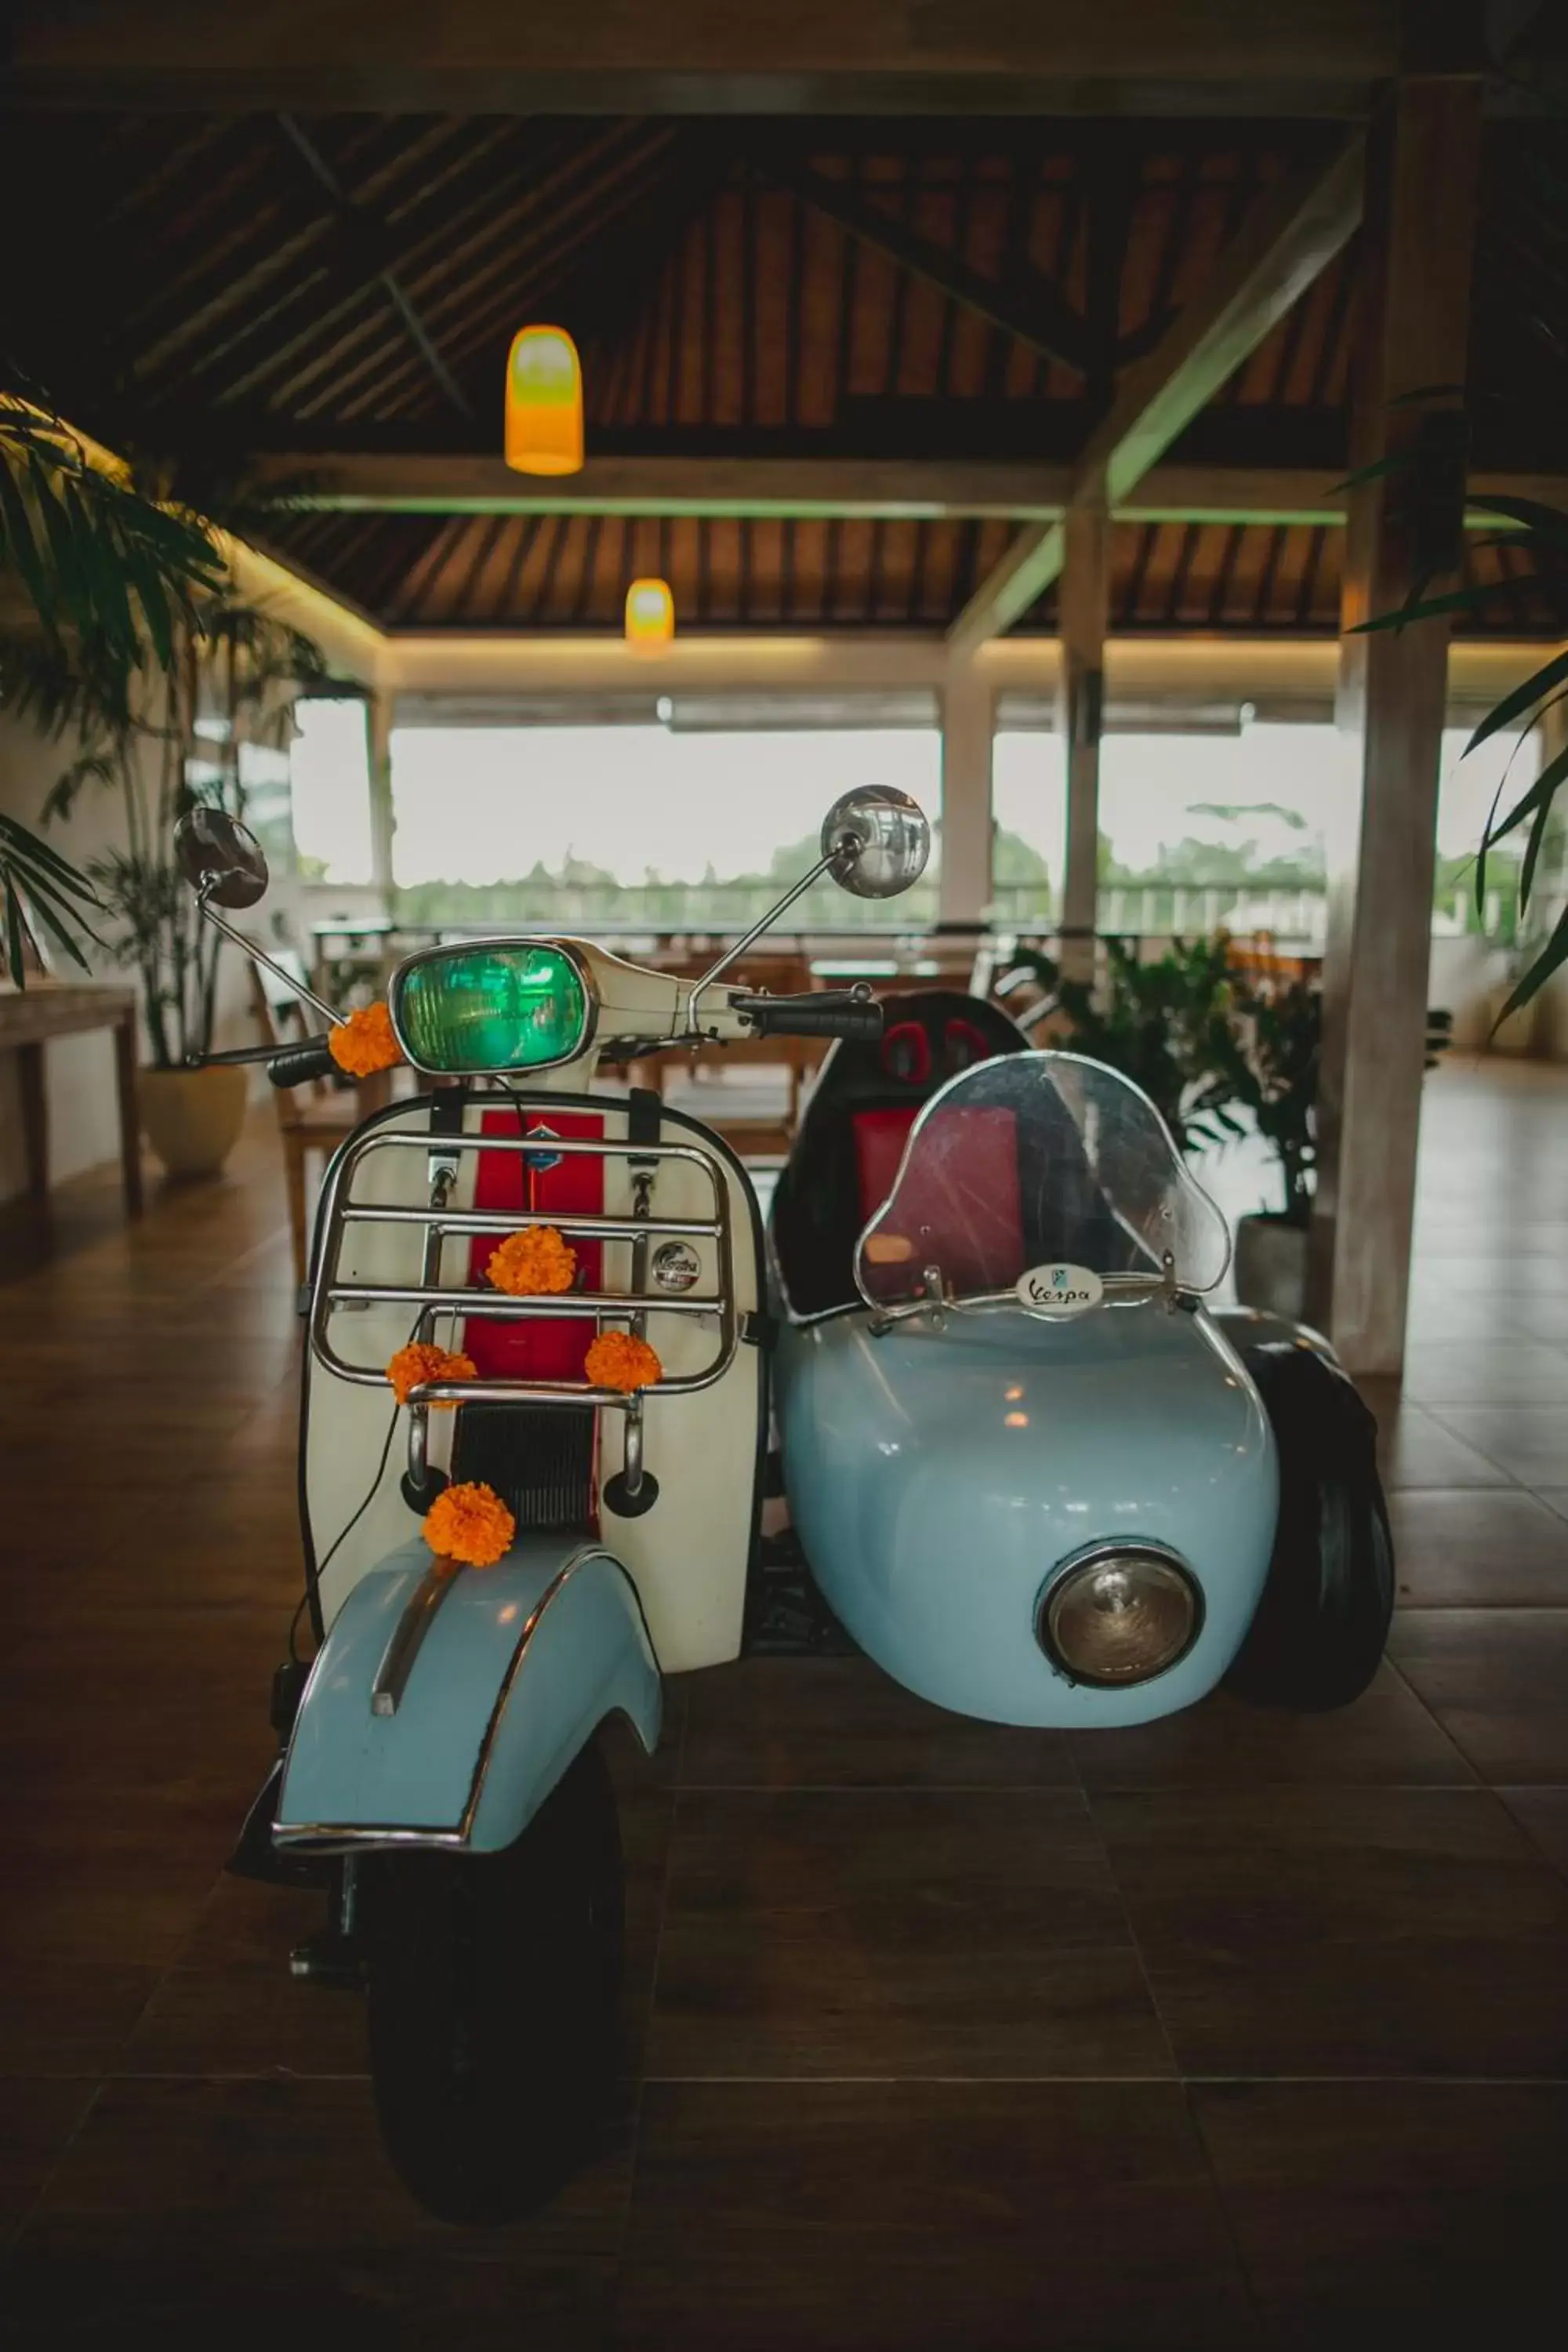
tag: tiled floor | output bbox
[3,1060,1568,2347]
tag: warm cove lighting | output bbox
[504,326,583,477]
[625,578,675,650]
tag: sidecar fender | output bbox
[274,1535,661,1855]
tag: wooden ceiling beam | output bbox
[760,158,1092,377]
[249,450,1566,528]
[3,3,1408,114]
[272,114,474,421]
[947,136,1367,654]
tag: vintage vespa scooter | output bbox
[172,786,930,2224]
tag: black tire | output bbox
[1224,1341,1395,1711]
[358,1738,623,2225]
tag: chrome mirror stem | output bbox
[196,880,344,1027]
[685,837,852,1032]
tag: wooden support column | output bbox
[1308,74,1483,1376]
[938,666,994,932]
[1055,498,1110,982]
[365,689,397,904]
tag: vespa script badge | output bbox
[1015,1262,1104,1317]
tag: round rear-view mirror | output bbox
[173,808,270,909]
[821,786,931,900]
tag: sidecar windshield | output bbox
[854,1051,1231,1311]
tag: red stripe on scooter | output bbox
[465,1109,604,1383]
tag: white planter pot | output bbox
[1233,1214,1309,1323]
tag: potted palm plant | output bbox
[2,387,228,984]
[1225,972,1320,1316]
[2,377,326,1175]
[24,602,327,1175]
[999,933,1245,1155]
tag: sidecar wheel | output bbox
[359,1738,623,2225]
[1225,1341,1394,1712]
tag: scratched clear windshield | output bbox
[854,1051,1232,1309]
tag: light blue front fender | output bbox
[275,1535,661,1855]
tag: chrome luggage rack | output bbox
[309,1123,739,1413]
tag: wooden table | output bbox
[0,983,143,1215]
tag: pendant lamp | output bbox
[505,326,583,476]
[625,578,675,650]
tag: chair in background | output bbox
[249,959,390,1283]
[650,1030,829,1162]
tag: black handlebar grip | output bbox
[734,992,885,1044]
[268,1036,337,1087]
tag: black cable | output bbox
[303,1311,423,1632]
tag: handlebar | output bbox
[268,1036,338,1087]
[730,989,885,1044]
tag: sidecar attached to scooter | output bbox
[770,995,1394,1724]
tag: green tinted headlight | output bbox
[390,944,592,1075]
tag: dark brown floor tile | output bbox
[8,2244,613,2349]
[124,1878,367,2079]
[1495,1786,1568,1879]
[1192,2081,1568,2343]
[679,1655,1075,1788]
[1069,1663,1474,1788]
[1388,1606,1568,1781]
[647,1789,1171,2079]
[3,1837,219,1972]
[615,2081,1254,2351]
[1091,1786,1568,2078]
[13,2078,630,2294]
[0,1962,161,2076]
[0,2079,96,2243]
[1388,1486,1568,1605]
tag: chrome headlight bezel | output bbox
[1036,1543,1203,1689]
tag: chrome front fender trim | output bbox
[274,1544,656,1855]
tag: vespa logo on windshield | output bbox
[1016,1261,1104,1317]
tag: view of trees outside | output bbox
[287,707,1536,942]
[993,721,1535,942]
[387,725,942,931]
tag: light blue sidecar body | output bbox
[777,1302,1278,1728]
[274,1534,661,1854]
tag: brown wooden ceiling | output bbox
[3,112,1563,635]
[263,509,1555,637]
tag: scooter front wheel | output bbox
[358,1738,623,2224]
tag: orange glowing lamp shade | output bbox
[504,325,583,477]
[624,577,675,651]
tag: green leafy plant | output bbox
[0,379,230,985]
[0,810,103,987]
[31,603,327,1066]
[1225,975,1321,1225]
[2,371,328,1040]
[1002,934,1243,1154]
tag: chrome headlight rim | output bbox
[1036,1541,1204,1690]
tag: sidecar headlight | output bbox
[1037,1548,1200,1687]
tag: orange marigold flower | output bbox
[328,1001,402,1078]
[386,1341,477,1409]
[488,1223,577,1296]
[585,1330,663,1392]
[423,1480,515,1569]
